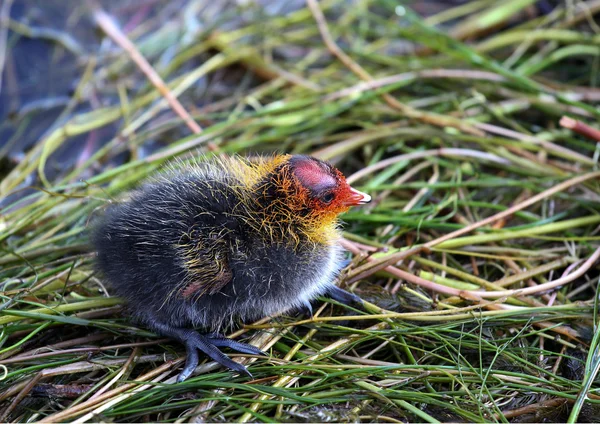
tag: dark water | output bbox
[0,0,311,181]
[1,1,102,157]
[0,0,558,191]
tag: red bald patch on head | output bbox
[283,155,370,217]
[292,157,337,192]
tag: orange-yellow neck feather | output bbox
[225,155,344,245]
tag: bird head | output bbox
[248,155,370,244]
[286,155,371,215]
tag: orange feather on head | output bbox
[276,155,370,243]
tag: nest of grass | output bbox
[1,0,600,422]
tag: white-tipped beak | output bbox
[345,187,371,206]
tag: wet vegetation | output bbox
[1,0,600,422]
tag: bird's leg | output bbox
[148,321,254,382]
[325,285,363,307]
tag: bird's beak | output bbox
[345,187,371,206]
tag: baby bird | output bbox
[91,154,370,382]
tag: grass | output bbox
[1,0,600,422]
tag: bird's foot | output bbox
[326,285,363,307]
[149,322,264,382]
[177,331,255,382]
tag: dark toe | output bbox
[326,285,364,306]
[207,336,267,356]
[177,347,199,382]
[230,361,253,378]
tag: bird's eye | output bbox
[321,192,335,204]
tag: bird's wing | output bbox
[178,234,233,298]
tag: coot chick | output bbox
[91,154,370,382]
